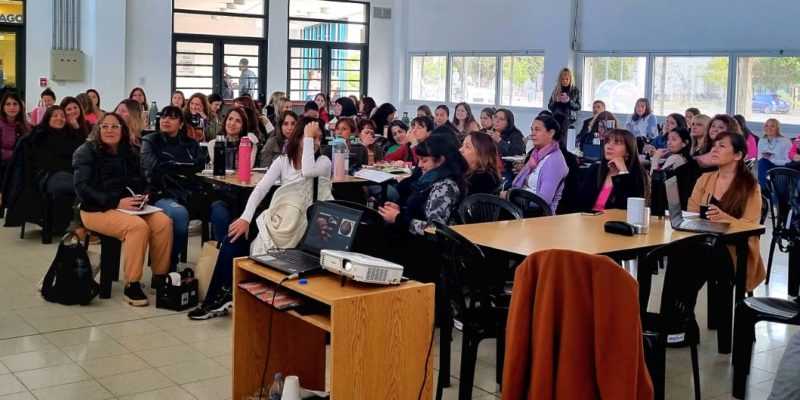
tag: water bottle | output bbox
[268,372,284,400]
[225,138,237,171]
[213,134,226,176]
[238,137,252,184]
[332,138,348,180]
[149,101,158,130]
[592,132,601,145]
[401,111,410,125]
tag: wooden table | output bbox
[449,209,765,353]
[232,258,435,399]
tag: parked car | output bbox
[752,93,792,114]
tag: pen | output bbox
[125,186,137,197]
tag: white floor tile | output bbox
[117,386,198,400]
[43,327,110,347]
[0,348,71,372]
[181,375,231,400]
[97,369,174,397]
[60,339,130,362]
[77,353,151,379]
[14,363,91,390]
[136,344,206,368]
[158,358,229,385]
[31,379,114,400]
[0,374,27,395]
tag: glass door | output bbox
[174,38,264,101]
[288,42,366,101]
[329,48,362,100]
[289,46,323,101]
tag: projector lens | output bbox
[344,261,352,271]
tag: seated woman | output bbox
[689,114,711,157]
[260,110,297,168]
[73,113,172,306]
[688,131,765,292]
[0,92,32,191]
[578,111,619,150]
[76,93,101,125]
[576,129,649,212]
[188,118,330,319]
[321,118,368,167]
[506,115,569,214]
[28,105,86,198]
[182,93,216,142]
[417,104,432,118]
[460,131,501,195]
[757,118,791,193]
[357,119,384,165]
[140,106,207,266]
[385,120,409,156]
[385,116,433,164]
[651,127,700,209]
[695,114,741,169]
[647,113,686,152]
[378,133,466,282]
[113,100,145,150]
[370,103,396,137]
[490,108,526,185]
[453,102,481,143]
[207,107,259,168]
[479,107,495,131]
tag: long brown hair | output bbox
[59,96,90,135]
[712,131,757,219]
[0,92,32,135]
[285,116,320,169]
[596,129,650,200]
[464,131,499,179]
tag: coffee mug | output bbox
[699,204,710,220]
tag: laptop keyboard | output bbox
[681,220,718,231]
[272,250,320,270]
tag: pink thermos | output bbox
[238,137,251,184]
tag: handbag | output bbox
[40,232,100,305]
[195,241,219,301]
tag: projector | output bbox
[320,249,404,285]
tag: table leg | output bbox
[636,254,653,315]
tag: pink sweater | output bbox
[788,135,800,162]
[747,134,758,160]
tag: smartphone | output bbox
[581,211,603,216]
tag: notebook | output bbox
[665,176,729,234]
[250,201,363,276]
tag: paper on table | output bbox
[116,205,162,216]
[354,168,395,183]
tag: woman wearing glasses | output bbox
[73,113,172,307]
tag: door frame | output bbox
[287,40,369,99]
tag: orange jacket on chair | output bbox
[502,249,654,400]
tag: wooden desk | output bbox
[232,258,435,399]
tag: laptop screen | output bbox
[299,202,363,254]
[583,144,602,163]
[665,176,684,228]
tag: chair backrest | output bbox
[506,188,553,218]
[767,167,800,230]
[760,194,770,226]
[324,199,387,257]
[433,221,504,324]
[642,233,723,343]
[457,193,523,224]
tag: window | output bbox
[500,55,544,107]
[409,55,446,101]
[581,56,646,114]
[652,56,729,117]
[450,56,496,104]
[736,56,800,125]
[288,0,369,100]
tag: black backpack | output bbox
[41,232,100,305]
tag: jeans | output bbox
[758,158,777,194]
[209,200,232,242]
[154,198,189,266]
[205,233,253,301]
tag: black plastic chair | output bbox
[19,193,75,244]
[731,296,800,398]
[432,221,507,400]
[505,188,553,218]
[97,234,121,299]
[639,233,721,400]
[765,167,800,285]
[760,193,770,226]
[457,194,522,224]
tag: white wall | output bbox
[124,0,172,107]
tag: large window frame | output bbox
[287,0,370,100]
[406,51,546,110]
[171,1,269,102]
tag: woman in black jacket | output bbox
[489,108,525,187]
[28,105,86,197]
[547,67,581,125]
[577,129,649,212]
[73,112,172,307]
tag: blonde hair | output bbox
[551,67,575,100]
[763,118,783,138]
[115,99,144,139]
[269,91,286,106]
[690,114,711,153]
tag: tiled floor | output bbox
[0,221,797,399]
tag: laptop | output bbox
[250,201,363,276]
[665,176,729,234]
[583,144,602,163]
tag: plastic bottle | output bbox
[213,134,226,176]
[592,132,600,145]
[332,138,348,180]
[238,137,252,184]
[268,372,284,400]
[401,111,410,125]
[149,101,158,130]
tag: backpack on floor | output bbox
[41,232,100,305]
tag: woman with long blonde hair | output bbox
[547,67,581,125]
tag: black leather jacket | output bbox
[73,143,148,212]
[140,131,205,204]
[547,86,582,123]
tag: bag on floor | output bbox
[195,241,219,301]
[40,232,100,305]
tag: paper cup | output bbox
[282,375,301,400]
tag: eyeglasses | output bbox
[99,124,121,130]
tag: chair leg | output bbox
[690,344,701,400]
[716,278,734,354]
[458,331,479,400]
[496,329,505,387]
[731,305,757,399]
[19,223,25,239]
[789,246,800,297]
[99,236,121,299]
[41,196,54,245]
[766,237,777,284]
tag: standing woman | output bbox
[171,90,186,108]
[490,108,525,185]
[460,131,501,195]
[757,118,791,193]
[371,103,397,137]
[76,93,101,125]
[547,67,581,125]
[577,129,649,212]
[453,102,481,141]
[72,113,173,306]
[479,107,495,131]
[114,99,145,150]
[625,98,659,140]
[507,115,569,214]
[0,92,32,193]
[688,131,765,292]
[260,110,297,168]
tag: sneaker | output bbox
[188,287,232,320]
[124,282,149,306]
